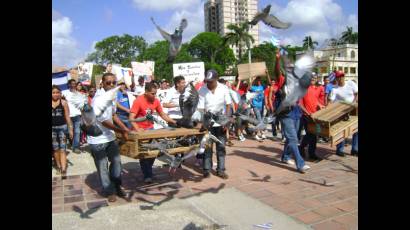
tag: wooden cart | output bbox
[116,128,205,159]
[307,102,358,147]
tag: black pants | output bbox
[203,126,226,173]
[300,115,317,157]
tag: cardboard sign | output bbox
[173,62,205,84]
[112,66,133,87]
[131,61,154,77]
[77,62,93,86]
[220,76,236,84]
[237,62,267,80]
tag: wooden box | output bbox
[307,102,358,146]
[116,128,205,159]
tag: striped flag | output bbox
[52,71,70,92]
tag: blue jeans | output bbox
[71,115,81,150]
[280,115,305,170]
[253,107,263,122]
[300,115,317,157]
[140,128,155,179]
[204,126,226,173]
[117,113,132,129]
[90,141,122,195]
[336,132,358,153]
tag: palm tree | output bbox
[341,26,358,44]
[302,36,318,50]
[223,22,255,62]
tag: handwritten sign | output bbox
[173,62,205,84]
[237,62,267,80]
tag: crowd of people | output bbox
[51,50,358,202]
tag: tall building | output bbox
[204,0,259,58]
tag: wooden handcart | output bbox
[116,128,205,159]
[307,102,358,147]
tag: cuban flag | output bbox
[52,71,70,93]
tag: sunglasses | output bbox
[104,81,117,85]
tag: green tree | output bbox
[247,42,277,78]
[188,32,235,72]
[341,26,358,44]
[86,34,147,67]
[223,23,255,62]
[138,41,195,82]
[302,36,318,50]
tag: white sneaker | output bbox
[239,134,246,142]
[261,134,267,139]
[284,159,295,165]
[302,165,311,171]
[255,135,263,141]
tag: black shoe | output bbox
[61,170,67,180]
[116,186,127,198]
[351,150,358,156]
[216,171,229,179]
[73,149,81,154]
[309,154,320,161]
[203,172,211,178]
[336,151,346,157]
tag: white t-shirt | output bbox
[163,87,182,119]
[329,80,358,103]
[157,88,170,114]
[131,84,145,97]
[87,89,116,145]
[62,90,82,117]
[198,82,232,127]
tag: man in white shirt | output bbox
[163,76,185,120]
[130,76,145,97]
[198,69,232,179]
[329,71,358,157]
[87,73,131,203]
[62,79,83,153]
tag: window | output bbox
[338,66,343,71]
[337,53,341,57]
[351,50,356,59]
[344,67,348,73]
[320,67,327,74]
[350,67,356,74]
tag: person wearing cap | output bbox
[298,74,325,161]
[115,80,132,129]
[329,71,358,157]
[325,71,337,106]
[198,69,232,179]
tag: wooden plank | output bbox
[115,128,205,141]
[329,116,358,136]
[140,145,200,159]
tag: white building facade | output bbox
[298,44,358,82]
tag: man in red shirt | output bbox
[298,74,324,160]
[129,82,177,183]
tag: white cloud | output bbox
[259,0,357,47]
[132,0,199,11]
[144,5,204,44]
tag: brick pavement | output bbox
[52,137,358,230]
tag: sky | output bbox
[52,0,358,68]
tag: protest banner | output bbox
[220,76,236,84]
[131,61,155,82]
[112,65,133,86]
[237,62,267,80]
[78,62,93,86]
[173,62,205,84]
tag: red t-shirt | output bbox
[236,82,248,96]
[300,85,322,114]
[130,95,163,130]
[317,85,326,106]
[194,81,204,91]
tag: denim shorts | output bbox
[52,124,67,151]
